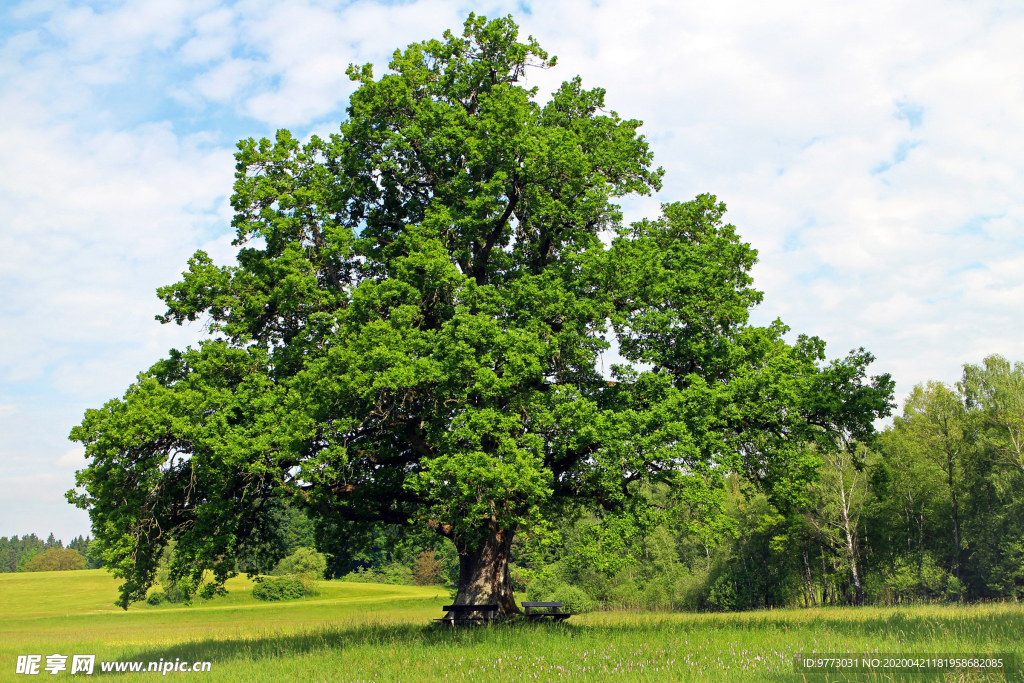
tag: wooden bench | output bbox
[435,604,501,625]
[521,601,572,621]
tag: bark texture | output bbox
[450,527,519,616]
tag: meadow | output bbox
[1,570,1020,682]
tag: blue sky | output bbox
[2,0,1024,541]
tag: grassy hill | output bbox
[1,569,1021,681]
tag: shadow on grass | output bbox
[131,620,568,664]
[127,607,1024,667]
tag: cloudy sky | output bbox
[2,0,1022,541]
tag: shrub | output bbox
[380,563,414,585]
[524,569,562,603]
[872,554,958,605]
[252,576,307,601]
[270,548,325,593]
[524,569,598,613]
[21,548,87,572]
[438,538,461,585]
[340,563,414,585]
[297,573,322,597]
[607,577,643,609]
[270,548,327,596]
[549,583,598,613]
[148,582,222,605]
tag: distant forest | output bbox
[0,533,101,572]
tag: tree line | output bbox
[0,533,102,572]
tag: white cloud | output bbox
[231,0,475,125]
[179,6,236,65]
[192,57,263,103]
[56,446,85,470]
[0,115,233,393]
[0,472,90,541]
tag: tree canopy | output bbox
[68,14,893,612]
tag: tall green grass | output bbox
[1,570,1020,681]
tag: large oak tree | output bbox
[69,15,893,613]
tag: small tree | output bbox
[271,547,327,596]
[68,14,892,612]
[272,547,326,576]
[807,446,869,604]
[413,550,445,586]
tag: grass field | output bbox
[1,570,1021,681]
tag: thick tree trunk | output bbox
[450,526,519,616]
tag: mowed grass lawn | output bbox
[1,570,1021,681]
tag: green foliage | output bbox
[523,568,561,602]
[155,542,198,604]
[198,582,229,600]
[21,548,87,572]
[162,576,195,605]
[412,550,445,586]
[0,534,45,573]
[146,591,166,605]
[67,535,103,569]
[85,540,105,570]
[437,537,461,586]
[251,576,309,601]
[547,584,598,614]
[272,547,327,578]
[340,564,415,586]
[236,501,317,576]
[867,554,958,604]
[270,547,327,596]
[1,534,101,573]
[524,570,598,613]
[860,367,1024,603]
[705,574,738,612]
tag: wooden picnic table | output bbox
[435,604,501,625]
[521,601,572,621]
